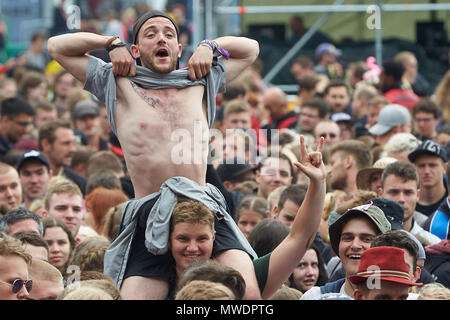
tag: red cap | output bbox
[349,246,421,286]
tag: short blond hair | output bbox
[29,259,63,283]
[175,280,236,300]
[62,286,114,300]
[43,179,82,210]
[224,99,251,118]
[417,283,450,300]
[267,186,287,212]
[170,198,214,233]
[0,233,32,264]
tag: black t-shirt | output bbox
[415,177,448,217]
[415,196,447,217]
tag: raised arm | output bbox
[47,32,135,83]
[261,136,327,299]
[187,36,259,83]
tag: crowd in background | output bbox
[0,1,449,301]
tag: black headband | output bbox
[132,10,179,44]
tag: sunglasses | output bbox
[319,133,337,138]
[0,279,33,293]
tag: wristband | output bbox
[106,41,127,53]
[199,39,230,60]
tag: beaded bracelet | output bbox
[199,39,230,60]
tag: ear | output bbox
[353,289,364,300]
[212,231,216,241]
[0,115,8,125]
[40,138,50,153]
[255,170,261,183]
[271,205,279,219]
[345,155,353,169]
[178,43,183,58]
[377,187,383,197]
[130,44,140,59]
[413,266,421,282]
[223,181,234,191]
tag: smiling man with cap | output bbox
[369,104,412,147]
[301,202,391,299]
[47,9,261,300]
[16,150,52,210]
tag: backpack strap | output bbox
[430,210,450,239]
[320,278,346,294]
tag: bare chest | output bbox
[118,80,205,122]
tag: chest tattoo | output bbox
[130,82,161,108]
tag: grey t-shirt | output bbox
[83,55,226,135]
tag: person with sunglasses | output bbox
[0,233,33,300]
[313,119,341,148]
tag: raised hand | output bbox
[109,46,136,77]
[187,45,213,81]
[293,135,327,182]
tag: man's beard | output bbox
[140,52,178,74]
[330,174,347,191]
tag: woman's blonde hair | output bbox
[417,283,450,300]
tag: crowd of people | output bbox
[0,2,450,302]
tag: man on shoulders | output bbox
[48,10,260,300]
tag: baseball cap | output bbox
[16,150,50,172]
[348,246,422,286]
[368,104,411,136]
[216,158,255,182]
[315,43,342,58]
[356,157,398,190]
[72,100,99,120]
[408,139,448,163]
[328,202,392,256]
[331,112,353,123]
[366,197,404,231]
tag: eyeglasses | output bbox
[0,279,33,293]
[414,118,434,123]
[300,112,318,119]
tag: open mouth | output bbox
[348,254,361,260]
[155,48,169,57]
